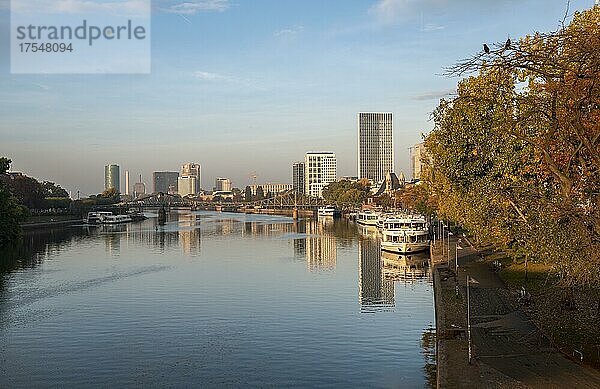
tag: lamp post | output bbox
[467,273,473,364]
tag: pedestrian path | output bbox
[432,231,600,388]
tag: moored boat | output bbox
[98,214,133,224]
[85,211,113,224]
[357,210,380,226]
[318,206,340,217]
[380,215,430,253]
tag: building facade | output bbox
[153,171,179,194]
[178,176,197,197]
[292,162,305,195]
[358,112,394,184]
[304,152,337,198]
[250,183,293,196]
[411,142,427,180]
[133,182,146,198]
[215,177,232,192]
[181,163,201,193]
[104,164,120,192]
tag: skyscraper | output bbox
[293,162,305,195]
[215,178,232,192]
[411,142,428,180]
[358,112,394,183]
[178,176,197,197]
[181,163,201,193]
[304,152,337,198]
[104,164,120,192]
[153,171,179,193]
[125,170,130,196]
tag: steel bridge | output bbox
[122,190,327,210]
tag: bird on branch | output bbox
[505,38,511,50]
[483,44,490,54]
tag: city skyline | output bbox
[1,0,593,195]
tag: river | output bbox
[0,211,435,388]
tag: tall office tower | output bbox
[215,178,232,192]
[181,163,201,193]
[358,112,394,183]
[411,142,427,180]
[104,164,120,192]
[178,176,197,197]
[133,182,146,198]
[153,171,179,193]
[125,171,130,196]
[304,152,337,198]
[292,162,305,195]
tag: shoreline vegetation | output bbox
[413,6,600,377]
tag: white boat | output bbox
[356,210,380,226]
[380,215,430,253]
[98,214,133,224]
[318,206,340,217]
[85,211,113,224]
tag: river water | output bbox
[0,211,435,388]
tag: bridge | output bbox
[121,190,328,212]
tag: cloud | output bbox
[422,23,445,32]
[411,88,456,101]
[274,25,304,38]
[193,71,231,81]
[162,0,229,15]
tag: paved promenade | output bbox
[432,232,600,388]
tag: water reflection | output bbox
[358,237,395,312]
[305,220,337,271]
[382,251,431,283]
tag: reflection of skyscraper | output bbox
[358,237,394,312]
[305,220,337,271]
[178,213,201,255]
[381,251,431,283]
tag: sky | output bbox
[0,0,595,196]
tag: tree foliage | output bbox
[0,158,28,246]
[322,180,370,206]
[424,7,600,289]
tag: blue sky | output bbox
[0,0,594,195]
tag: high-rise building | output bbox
[249,183,292,196]
[153,171,179,194]
[215,178,232,192]
[181,163,201,193]
[104,164,120,192]
[125,170,130,196]
[133,182,146,198]
[178,176,197,197]
[411,142,427,180]
[358,112,394,183]
[304,152,337,198]
[292,162,305,195]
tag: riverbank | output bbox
[20,214,83,229]
[433,234,600,388]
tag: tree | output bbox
[322,180,370,206]
[41,181,69,198]
[244,186,252,202]
[0,158,28,246]
[425,7,600,291]
[255,186,265,201]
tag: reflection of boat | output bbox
[381,215,430,253]
[98,214,133,224]
[85,211,113,224]
[381,251,430,280]
[357,210,380,226]
[318,206,340,217]
[127,210,148,222]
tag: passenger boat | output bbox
[85,211,113,224]
[98,214,133,224]
[380,215,430,253]
[318,206,340,217]
[356,210,380,226]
